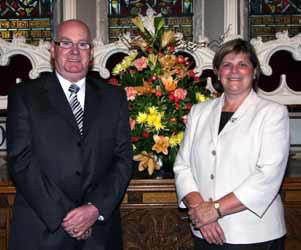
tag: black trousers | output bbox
[193,235,285,250]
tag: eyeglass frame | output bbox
[53,40,92,50]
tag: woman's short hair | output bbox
[212,38,261,92]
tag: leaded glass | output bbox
[108,0,193,42]
[0,0,53,45]
[249,0,301,41]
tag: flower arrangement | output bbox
[112,15,213,176]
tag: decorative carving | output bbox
[1,16,301,109]
[0,37,52,80]
[121,208,193,250]
[251,31,301,104]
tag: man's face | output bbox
[50,21,93,82]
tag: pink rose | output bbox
[143,131,150,139]
[132,136,139,143]
[155,89,162,97]
[129,118,136,130]
[186,103,192,110]
[133,57,148,71]
[129,69,136,74]
[188,70,195,77]
[125,87,138,101]
[182,115,187,125]
[109,77,118,85]
[174,88,187,100]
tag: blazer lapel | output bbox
[209,97,223,145]
[219,90,257,136]
[43,73,80,135]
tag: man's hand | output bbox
[74,228,92,241]
[63,204,99,239]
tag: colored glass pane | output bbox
[0,0,52,18]
[108,0,193,42]
[249,0,301,41]
[250,0,301,15]
[109,0,192,17]
[0,0,53,45]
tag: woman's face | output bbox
[218,52,255,98]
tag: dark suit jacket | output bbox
[6,73,133,250]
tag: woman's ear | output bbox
[253,69,257,79]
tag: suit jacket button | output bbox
[211,150,216,156]
[75,171,81,176]
[77,141,81,146]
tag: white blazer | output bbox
[174,90,290,244]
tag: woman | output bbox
[173,38,289,250]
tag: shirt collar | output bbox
[55,71,86,94]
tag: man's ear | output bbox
[89,48,94,66]
[90,48,94,61]
[50,42,55,59]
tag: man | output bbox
[7,19,133,250]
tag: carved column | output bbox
[63,0,77,21]
[96,0,109,44]
[193,0,205,42]
[224,0,238,35]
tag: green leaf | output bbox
[154,17,164,34]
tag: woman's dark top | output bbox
[218,112,234,134]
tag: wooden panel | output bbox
[1,178,301,250]
[143,192,177,203]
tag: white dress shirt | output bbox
[56,72,86,110]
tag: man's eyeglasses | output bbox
[54,40,91,50]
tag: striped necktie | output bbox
[69,84,84,135]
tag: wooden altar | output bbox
[1,175,301,250]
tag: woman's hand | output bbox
[199,222,225,245]
[188,200,219,227]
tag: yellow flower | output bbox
[137,112,148,124]
[134,151,161,175]
[112,63,123,75]
[147,114,155,126]
[148,53,158,70]
[148,106,158,115]
[169,132,184,147]
[161,30,176,48]
[112,52,138,75]
[176,131,184,144]
[196,92,210,103]
[160,73,178,92]
[132,16,145,33]
[152,135,170,155]
[169,135,178,147]
[128,51,138,60]
[153,117,164,131]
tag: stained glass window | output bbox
[0,0,53,45]
[249,0,301,41]
[108,0,193,42]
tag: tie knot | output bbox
[69,84,80,94]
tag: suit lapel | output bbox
[82,78,103,140]
[43,73,81,135]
